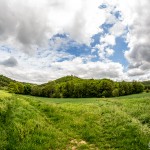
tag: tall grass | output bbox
[0,91,150,149]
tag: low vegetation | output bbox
[0,90,150,149]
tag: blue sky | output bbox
[0,0,150,83]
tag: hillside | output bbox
[0,90,150,149]
[0,74,147,98]
[54,75,82,83]
[0,75,15,88]
[40,75,81,87]
[142,80,150,89]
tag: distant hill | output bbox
[54,75,82,83]
[0,74,147,98]
[40,75,83,87]
[1,74,149,86]
[142,81,150,89]
[142,80,150,86]
[0,74,34,90]
[0,75,15,88]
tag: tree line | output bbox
[8,76,144,98]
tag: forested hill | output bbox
[40,75,81,87]
[0,75,33,91]
[142,80,150,90]
[0,75,15,88]
[55,75,81,83]
[0,74,149,98]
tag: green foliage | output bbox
[30,76,145,98]
[8,82,25,94]
[42,82,56,97]
[112,88,119,97]
[142,80,150,89]
[99,79,114,97]
[24,84,31,95]
[31,86,42,96]
[54,75,81,83]
[2,75,145,98]
[17,82,24,94]
[132,81,144,94]
[0,75,15,89]
[8,82,19,93]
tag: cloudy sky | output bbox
[0,0,150,83]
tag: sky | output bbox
[0,0,150,84]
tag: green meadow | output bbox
[0,90,150,150]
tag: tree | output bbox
[98,79,114,97]
[8,82,19,93]
[42,82,56,97]
[52,86,61,98]
[132,81,144,94]
[73,83,84,98]
[118,82,125,96]
[63,82,74,98]
[24,84,31,95]
[31,86,42,96]
[112,88,119,97]
[17,83,24,94]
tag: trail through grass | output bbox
[0,91,150,149]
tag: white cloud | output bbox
[94,34,115,60]
[109,21,126,37]
[101,0,150,80]
[121,0,150,78]
[100,34,116,46]
[105,48,114,57]
[0,0,107,53]
[0,0,150,82]
[51,58,125,80]
[0,46,126,83]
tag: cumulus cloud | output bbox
[0,0,106,53]
[122,0,150,77]
[94,44,114,60]
[0,59,125,84]
[0,0,50,53]
[101,0,150,79]
[94,33,115,60]
[105,48,114,57]
[0,0,149,82]
[127,68,145,77]
[100,34,116,46]
[109,21,126,37]
[46,58,125,81]
[0,56,18,67]
[0,46,126,83]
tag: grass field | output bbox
[0,90,150,150]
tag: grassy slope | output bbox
[0,91,150,150]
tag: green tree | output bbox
[8,82,19,93]
[112,88,119,97]
[17,83,24,94]
[24,84,31,95]
[132,81,144,94]
[42,82,56,97]
[31,86,42,96]
[98,79,114,97]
